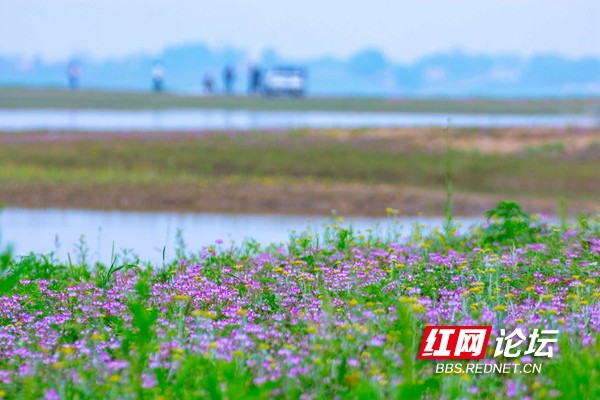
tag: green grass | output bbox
[0,130,598,202]
[1,87,599,114]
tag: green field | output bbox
[0,128,598,215]
[5,129,600,198]
[0,131,597,199]
[1,87,599,114]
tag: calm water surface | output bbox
[0,208,480,265]
[0,109,593,131]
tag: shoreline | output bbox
[1,180,597,217]
[1,126,598,218]
[2,87,599,115]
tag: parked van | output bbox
[262,67,306,97]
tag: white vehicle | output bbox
[262,67,306,97]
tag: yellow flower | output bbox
[306,326,318,334]
[493,305,507,312]
[208,342,219,349]
[399,296,418,304]
[273,267,284,273]
[411,304,426,313]
[192,310,217,319]
[348,299,359,306]
[61,346,75,356]
[259,343,270,350]
[236,309,248,316]
[344,372,360,387]
[108,375,120,383]
[173,294,190,301]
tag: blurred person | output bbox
[203,73,214,94]
[248,66,262,95]
[151,61,165,93]
[67,60,80,90]
[223,65,235,94]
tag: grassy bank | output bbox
[0,203,599,398]
[0,127,599,216]
[1,87,599,114]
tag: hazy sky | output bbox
[1,0,599,62]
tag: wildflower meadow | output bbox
[0,202,599,399]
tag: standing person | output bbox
[223,66,235,95]
[203,73,214,95]
[67,60,80,90]
[248,66,261,95]
[151,61,165,93]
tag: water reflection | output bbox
[0,208,480,265]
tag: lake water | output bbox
[0,109,594,131]
[0,208,480,265]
